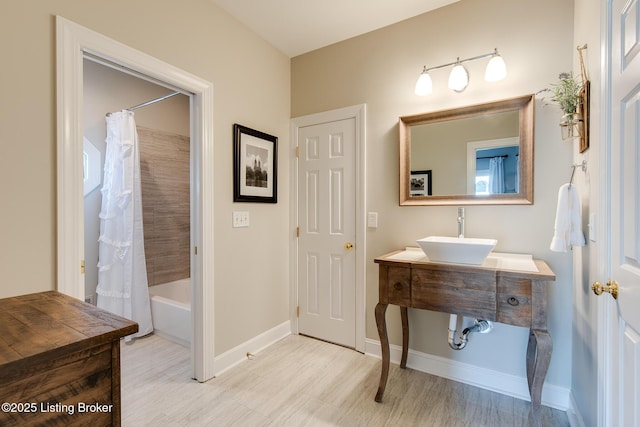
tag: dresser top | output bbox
[0,291,138,368]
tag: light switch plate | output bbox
[233,211,250,228]
[367,212,378,228]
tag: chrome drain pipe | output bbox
[448,314,493,351]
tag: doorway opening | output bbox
[83,58,191,348]
[56,16,215,381]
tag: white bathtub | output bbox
[149,278,191,348]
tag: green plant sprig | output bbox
[548,72,582,115]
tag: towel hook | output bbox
[569,160,587,187]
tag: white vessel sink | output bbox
[417,236,497,265]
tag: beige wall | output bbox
[0,0,291,356]
[292,0,575,390]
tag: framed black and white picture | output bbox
[233,124,278,203]
[410,170,432,196]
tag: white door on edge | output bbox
[297,118,356,348]
[602,0,640,425]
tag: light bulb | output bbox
[485,54,507,82]
[448,63,469,92]
[415,70,433,96]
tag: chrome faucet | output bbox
[457,207,465,238]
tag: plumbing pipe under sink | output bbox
[447,314,493,351]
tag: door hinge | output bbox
[295,146,300,158]
[296,306,300,317]
[296,227,300,237]
[194,246,198,255]
[80,259,85,274]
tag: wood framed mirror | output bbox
[399,94,534,206]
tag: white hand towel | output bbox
[550,184,586,252]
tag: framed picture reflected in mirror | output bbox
[410,170,432,196]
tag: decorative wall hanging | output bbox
[544,44,590,152]
[233,124,278,203]
[552,71,583,140]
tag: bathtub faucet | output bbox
[457,207,465,238]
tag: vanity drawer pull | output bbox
[394,282,404,291]
[507,297,520,306]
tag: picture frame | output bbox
[410,170,432,196]
[233,124,278,203]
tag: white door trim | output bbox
[290,104,366,352]
[55,16,216,382]
[597,0,615,425]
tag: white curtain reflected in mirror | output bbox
[489,156,505,194]
[467,138,519,195]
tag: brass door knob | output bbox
[592,280,619,300]
[344,242,354,250]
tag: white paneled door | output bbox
[602,0,640,425]
[297,119,356,348]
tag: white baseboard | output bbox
[566,391,586,427]
[364,338,571,412]
[214,321,291,376]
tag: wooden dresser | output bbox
[374,250,555,427]
[0,291,138,426]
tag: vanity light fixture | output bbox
[415,48,507,95]
[448,61,469,92]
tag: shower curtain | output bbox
[96,110,153,339]
[488,156,505,194]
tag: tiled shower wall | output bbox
[138,126,190,286]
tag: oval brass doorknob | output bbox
[592,280,619,300]
[344,242,354,250]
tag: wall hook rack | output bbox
[569,160,587,187]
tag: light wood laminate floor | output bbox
[121,334,569,426]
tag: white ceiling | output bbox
[210,0,460,57]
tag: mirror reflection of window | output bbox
[83,137,101,197]
[475,175,490,195]
[474,146,519,194]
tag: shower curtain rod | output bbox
[476,154,509,159]
[106,91,181,116]
[128,91,181,111]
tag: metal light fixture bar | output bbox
[415,48,506,96]
[421,49,499,73]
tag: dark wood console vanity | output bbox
[0,291,138,426]
[374,250,555,427]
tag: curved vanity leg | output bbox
[526,330,536,390]
[374,302,389,402]
[526,328,553,427]
[400,306,409,369]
